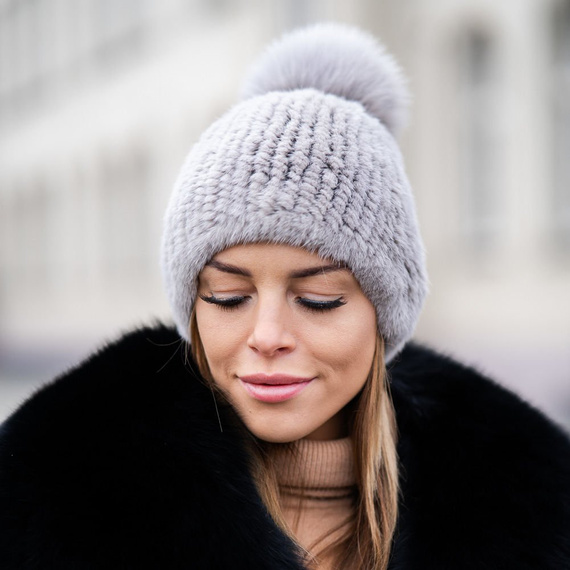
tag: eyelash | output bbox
[198,294,346,313]
[298,297,346,313]
[199,294,245,311]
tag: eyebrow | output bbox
[290,264,347,278]
[205,260,348,279]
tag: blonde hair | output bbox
[190,310,399,569]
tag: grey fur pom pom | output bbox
[240,23,410,136]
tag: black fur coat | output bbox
[1,324,569,569]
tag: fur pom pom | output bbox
[240,23,409,136]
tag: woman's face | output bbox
[195,243,377,443]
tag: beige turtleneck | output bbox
[274,437,357,568]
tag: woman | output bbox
[1,24,569,570]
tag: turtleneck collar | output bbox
[275,437,356,500]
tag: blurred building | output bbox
[1,0,569,426]
[391,0,570,429]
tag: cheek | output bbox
[195,307,243,378]
[310,308,377,377]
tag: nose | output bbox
[247,299,296,356]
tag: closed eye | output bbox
[296,297,346,312]
[198,294,247,310]
[198,294,346,313]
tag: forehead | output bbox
[216,243,329,264]
[204,243,351,281]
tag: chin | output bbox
[245,422,312,444]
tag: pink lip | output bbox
[238,374,314,403]
[239,374,313,385]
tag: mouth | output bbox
[238,374,314,403]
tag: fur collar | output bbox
[0,324,569,569]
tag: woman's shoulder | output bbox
[0,323,219,455]
[389,342,570,568]
[390,341,570,450]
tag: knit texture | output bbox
[275,437,356,568]
[161,24,428,361]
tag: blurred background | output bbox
[1,0,569,428]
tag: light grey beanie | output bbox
[161,23,428,362]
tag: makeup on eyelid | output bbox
[198,293,346,311]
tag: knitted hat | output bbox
[161,23,428,362]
